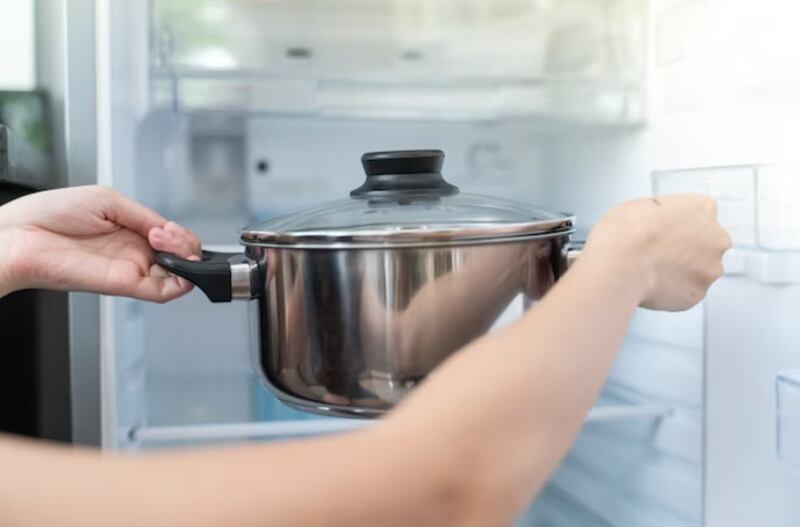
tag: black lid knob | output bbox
[351,150,459,198]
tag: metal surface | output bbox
[241,220,574,249]
[230,257,258,300]
[55,0,102,446]
[247,235,568,417]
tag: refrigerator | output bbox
[55,0,800,524]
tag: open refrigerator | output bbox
[65,0,800,524]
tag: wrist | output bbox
[0,226,23,297]
[581,221,655,305]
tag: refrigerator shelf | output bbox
[149,0,646,123]
[128,403,672,448]
[151,70,643,124]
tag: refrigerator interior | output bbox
[98,0,800,525]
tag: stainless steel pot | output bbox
[156,150,580,418]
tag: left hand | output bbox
[0,185,201,302]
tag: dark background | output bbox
[0,91,72,442]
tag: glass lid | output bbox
[240,150,574,248]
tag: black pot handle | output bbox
[154,250,257,303]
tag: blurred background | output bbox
[0,1,35,89]
[3,1,800,525]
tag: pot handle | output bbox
[154,250,258,303]
[560,241,585,276]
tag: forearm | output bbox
[0,245,644,527]
[385,242,647,521]
[0,429,462,527]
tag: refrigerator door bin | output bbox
[653,164,800,251]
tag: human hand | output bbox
[0,185,201,302]
[585,194,731,311]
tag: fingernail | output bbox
[165,221,186,235]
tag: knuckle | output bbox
[92,185,117,201]
[700,195,718,214]
[702,263,724,285]
[723,231,733,250]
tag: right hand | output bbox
[585,194,731,311]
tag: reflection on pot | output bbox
[253,237,561,415]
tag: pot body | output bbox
[247,234,569,418]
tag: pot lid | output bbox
[240,150,574,248]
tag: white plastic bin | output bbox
[653,164,800,251]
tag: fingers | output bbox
[148,221,202,299]
[101,187,169,239]
[149,222,202,259]
[121,262,199,303]
[166,222,202,255]
[126,267,191,303]
[61,255,195,303]
[98,187,203,258]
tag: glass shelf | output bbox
[149,0,646,123]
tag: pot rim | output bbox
[240,219,575,250]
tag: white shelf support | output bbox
[586,404,672,423]
[130,419,370,445]
[129,404,672,447]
